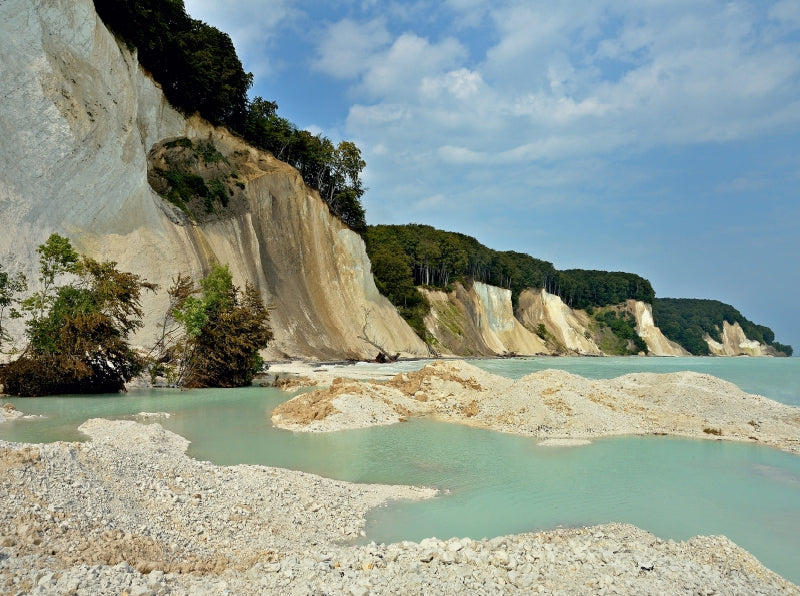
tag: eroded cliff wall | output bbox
[423,286,696,357]
[705,321,768,357]
[629,300,689,356]
[422,283,550,356]
[0,0,426,360]
[516,289,602,355]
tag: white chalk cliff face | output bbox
[423,286,705,357]
[706,321,766,357]
[421,283,550,356]
[421,283,630,357]
[629,300,689,357]
[516,289,602,355]
[469,283,549,355]
[0,0,426,359]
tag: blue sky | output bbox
[184,0,800,351]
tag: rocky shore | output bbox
[1,418,797,595]
[272,360,800,454]
[0,403,24,423]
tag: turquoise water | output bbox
[1,357,799,583]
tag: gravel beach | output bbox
[3,361,800,594]
[1,418,797,595]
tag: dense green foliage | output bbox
[94,0,251,129]
[365,225,556,305]
[555,270,655,310]
[168,265,273,388]
[653,298,792,356]
[364,230,430,338]
[94,0,367,233]
[591,309,648,355]
[0,235,155,396]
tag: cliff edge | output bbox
[0,0,426,360]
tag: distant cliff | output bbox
[420,283,690,357]
[422,283,549,356]
[365,223,790,358]
[653,298,791,357]
[0,0,425,360]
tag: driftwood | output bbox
[357,308,399,362]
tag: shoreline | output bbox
[1,418,797,594]
[270,359,800,455]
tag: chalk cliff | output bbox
[629,300,689,356]
[422,286,701,357]
[422,283,550,356]
[516,289,602,355]
[0,0,426,360]
[706,321,768,357]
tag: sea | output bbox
[2,357,799,583]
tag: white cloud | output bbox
[512,94,612,124]
[312,18,391,79]
[313,18,468,103]
[359,34,466,99]
[437,145,483,164]
[419,69,484,100]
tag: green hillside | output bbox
[653,298,792,356]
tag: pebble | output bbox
[0,418,796,595]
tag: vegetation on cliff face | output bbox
[0,235,156,396]
[147,137,247,220]
[588,307,648,355]
[93,0,367,233]
[653,298,792,356]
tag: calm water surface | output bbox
[1,357,799,583]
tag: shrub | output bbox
[0,235,155,395]
[168,265,273,388]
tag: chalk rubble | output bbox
[0,418,797,594]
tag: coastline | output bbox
[1,418,797,594]
[270,359,800,455]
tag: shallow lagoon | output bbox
[2,357,799,583]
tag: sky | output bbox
[183,0,800,351]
